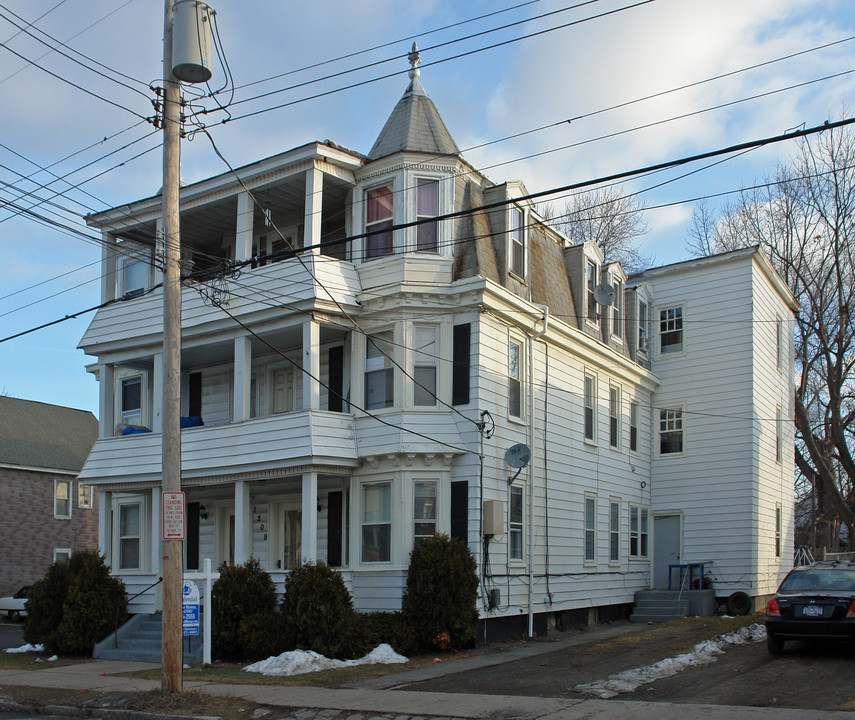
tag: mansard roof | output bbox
[367,46,460,161]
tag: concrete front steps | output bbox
[93,613,203,664]
[630,589,716,623]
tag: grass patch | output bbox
[0,650,92,670]
[122,649,477,687]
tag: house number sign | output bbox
[162,491,186,541]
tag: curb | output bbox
[0,697,219,720]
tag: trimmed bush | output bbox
[240,610,289,660]
[402,533,478,651]
[212,558,278,660]
[23,550,126,656]
[357,611,417,656]
[281,561,358,659]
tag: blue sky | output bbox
[1,0,853,416]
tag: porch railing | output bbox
[113,576,163,648]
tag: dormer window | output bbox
[509,206,525,277]
[638,299,650,354]
[119,253,148,299]
[611,277,623,338]
[416,179,439,252]
[365,184,394,260]
[586,260,599,325]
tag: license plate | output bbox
[802,605,823,617]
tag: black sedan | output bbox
[766,562,855,654]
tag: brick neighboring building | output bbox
[0,396,99,596]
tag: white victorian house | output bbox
[78,52,797,638]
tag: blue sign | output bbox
[182,579,200,636]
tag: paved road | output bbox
[0,621,24,651]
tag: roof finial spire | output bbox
[408,42,421,83]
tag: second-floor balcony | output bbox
[78,409,359,486]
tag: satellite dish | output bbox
[594,283,616,306]
[504,443,531,469]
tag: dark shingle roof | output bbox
[367,77,460,161]
[0,397,97,472]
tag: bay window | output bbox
[365,331,394,409]
[414,481,437,548]
[413,326,437,406]
[362,482,391,562]
[365,184,394,259]
[416,179,439,252]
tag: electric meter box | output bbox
[483,499,505,536]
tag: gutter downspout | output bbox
[528,304,548,638]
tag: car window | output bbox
[780,570,855,592]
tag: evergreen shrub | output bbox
[357,611,417,656]
[281,561,358,659]
[240,610,289,660]
[402,533,478,651]
[23,550,126,655]
[212,558,277,660]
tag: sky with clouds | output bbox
[1,0,853,416]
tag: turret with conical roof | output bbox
[367,43,460,161]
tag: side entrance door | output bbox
[653,514,681,589]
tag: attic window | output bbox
[509,207,525,277]
[366,184,394,260]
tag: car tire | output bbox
[767,633,785,654]
[8,610,21,623]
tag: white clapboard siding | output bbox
[79,410,358,482]
[79,258,361,353]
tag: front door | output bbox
[280,507,302,570]
[653,514,681,588]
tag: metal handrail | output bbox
[114,576,163,648]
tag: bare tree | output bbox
[544,186,653,273]
[687,127,855,551]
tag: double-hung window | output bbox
[612,278,623,338]
[609,499,620,563]
[362,483,391,562]
[416,179,439,252]
[509,485,524,561]
[609,385,620,448]
[629,401,639,452]
[629,506,649,558]
[120,255,147,298]
[509,207,525,277]
[584,374,596,441]
[365,331,394,409]
[508,339,522,419]
[775,503,782,558]
[55,480,71,518]
[638,299,649,355]
[584,495,596,563]
[119,502,141,570]
[660,306,683,354]
[413,326,437,406]
[414,481,437,548]
[365,184,394,259]
[776,316,783,370]
[78,484,93,509]
[659,407,684,455]
[121,376,142,426]
[586,261,599,325]
[775,405,783,463]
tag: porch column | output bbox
[303,318,320,411]
[98,363,114,438]
[101,232,117,302]
[152,352,164,433]
[98,490,112,566]
[301,471,318,561]
[304,163,322,255]
[234,480,251,564]
[233,335,252,422]
[236,190,253,261]
[151,488,162,575]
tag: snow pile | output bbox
[4,643,44,654]
[575,623,766,699]
[243,643,408,677]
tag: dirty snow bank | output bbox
[575,623,766,699]
[243,643,408,677]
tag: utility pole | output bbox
[161,0,183,694]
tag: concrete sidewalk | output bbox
[1,658,853,720]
